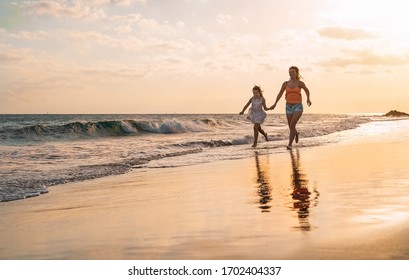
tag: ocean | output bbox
[0,113,381,203]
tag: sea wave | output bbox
[0,148,205,202]
[0,114,375,203]
[297,116,370,138]
[125,148,204,167]
[174,136,254,148]
[0,118,224,142]
[172,116,370,148]
[0,163,132,202]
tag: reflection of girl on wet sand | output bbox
[254,152,272,212]
[289,149,319,231]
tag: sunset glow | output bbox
[1,0,408,114]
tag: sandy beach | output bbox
[0,119,408,260]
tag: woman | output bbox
[270,66,312,150]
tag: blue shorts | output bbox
[286,103,303,115]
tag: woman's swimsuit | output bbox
[285,82,303,115]
[285,82,302,104]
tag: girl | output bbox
[240,85,269,147]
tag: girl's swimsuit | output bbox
[285,82,303,114]
[248,97,267,124]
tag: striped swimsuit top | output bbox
[285,82,302,104]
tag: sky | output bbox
[1,0,409,114]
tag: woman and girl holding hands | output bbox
[240,66,312,149]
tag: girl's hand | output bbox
[239,111,244,115]
[269,104,276,110]
[307,99,312,106]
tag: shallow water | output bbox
[0,119,408,259]
[0,113,374,202]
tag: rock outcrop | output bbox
[384,110,409,117]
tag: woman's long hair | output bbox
[289,66,303,80]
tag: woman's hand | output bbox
[307,99,312,106]
[269,104,276,110]
[239,111,244,115]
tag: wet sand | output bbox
[0,119,408,259]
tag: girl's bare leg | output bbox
[258,126,268,141]
[252,124,260,147]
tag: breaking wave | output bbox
[0,118,224,142]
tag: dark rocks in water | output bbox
[384,110,409,117]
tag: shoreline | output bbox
[0,119,408,259]
[0,114,401,204]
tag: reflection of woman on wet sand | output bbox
[289,149,319,231]
[254,152,272,212]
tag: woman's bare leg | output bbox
[287,111,302,148]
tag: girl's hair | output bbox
[289,66,303,80]
[252,85,263,97]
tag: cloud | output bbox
[7,31,49,40]
[0,52,151,103]
[13,0,147,18]
[217,14,233,28]
[318,49,409,68]
[13,0,106,19]
[80,65,148,80]
[0,88,30,103]
[86,0,147,5]
[0,89,15,96]
[318,26,378,40]
[110,0,147,5]
[59,29,193,53]
[111,13,142,23]
[0,44,33,62]
[64,30,114,43]
[240,17,249,24]
[350,50,408,66]
[108,12,185,36]
[176,21,186,28]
